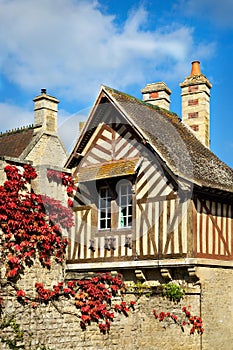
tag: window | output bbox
[98,180,132,230]
[118,182,132,228]
[98,186,111,229]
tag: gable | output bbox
[68,91,179,205]
[74,121,140,177]
[25,133,67,167]
[80,123,139,165]
[72,113,176,208]
[66,89,186,198]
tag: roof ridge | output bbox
[0,124,35,137]
[102,85,179,119]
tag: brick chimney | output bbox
[141,82,171,110]
[180,61,212,148]
[33,89,59,133]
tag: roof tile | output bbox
[0,127,35,158]
[104,86,233,193]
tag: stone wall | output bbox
[1,231,232,350]
[1,272,201,350]
[26,134,67,169]
[197,266,233,350]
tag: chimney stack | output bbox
[33,89,59,133]
[141,82,171,110]
[180,61,212,148]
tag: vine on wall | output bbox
[153,306,204,335]
[0,165,135,348]
[0,164,203,349]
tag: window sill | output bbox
[96,228,132,236]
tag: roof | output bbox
[66,85,233,194]
[77,158,139,183]
[0,126,36,158]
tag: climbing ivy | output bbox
[0,164,203,348]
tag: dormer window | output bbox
[99,186,111,229]
[118,181,132,228]
[98,179,133,230]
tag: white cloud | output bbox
[58,107,92,152]
[0,0,216,103]
[177,0,233,28]
[0,102,33,132]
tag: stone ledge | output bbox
[66,257,233,272]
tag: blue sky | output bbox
[0,0,233,167]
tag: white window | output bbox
[118,182,132,228]
[98,180,133,230]
[98,186,111,229]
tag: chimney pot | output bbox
[191,61,201,76]
[41,88,47,94]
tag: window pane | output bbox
[128,205,132,216]
[121,206,126,216]
[121,196,127,206]
[100,211,106,219]
[100,219,106,229]
[100,199,106,208]
[121,185,127,195]
[100,188,106,197]
[128,214,132,226]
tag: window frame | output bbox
[118,181,133,229]
[98,185,111,230]
[97,178,133,231]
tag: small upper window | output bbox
[118,181,132,228]
[98,186,111,229]
[98,180,133,230]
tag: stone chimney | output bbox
[180,61,212,148]
[141,82,171,110]
[33,89,59,133]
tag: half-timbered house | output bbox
[65,62,233,349]
[65,64,233,272]
[0,62,232,349]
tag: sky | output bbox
[0,0,233,168]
